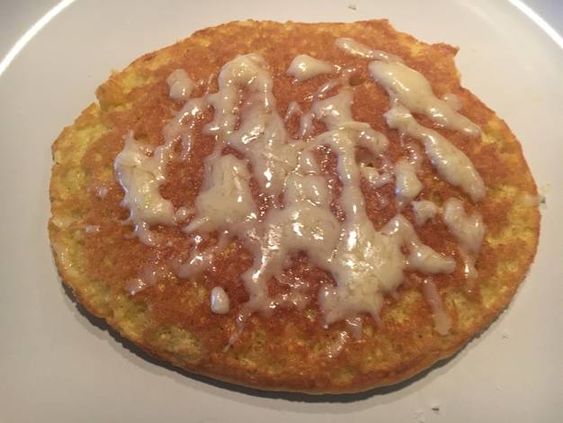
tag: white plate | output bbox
[1,1,562,422]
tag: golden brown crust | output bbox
[49,19,540,393]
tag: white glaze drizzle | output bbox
[442,198,484,255]
[384,103,485,202]
[442,93,462,111]
[422,278,452,335]
[210,286,230,314]
[178,232,231,279]
[114,69,205,245]
[287,54,336,81]
[335,38,401,62]
[125,264,166,295]
[312,94,456,323]
[166,69,194,102]
[185,155,256,233]
[360,164,393,188]
[369,61,480,137]
[443,197,485,278]
[284,101,302,122]
[114,133,176,246]
[114,41,488,327]
[394,158,422,206]
[383,215,455,275]
[412,200,439,225]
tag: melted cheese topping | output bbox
[114,38,488,331]
[287,55,336,81]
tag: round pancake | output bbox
[49,20,540,393]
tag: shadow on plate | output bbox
[62,282,462,404]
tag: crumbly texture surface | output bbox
[49,20,540,393]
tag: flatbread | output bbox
[49,20,540,393]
